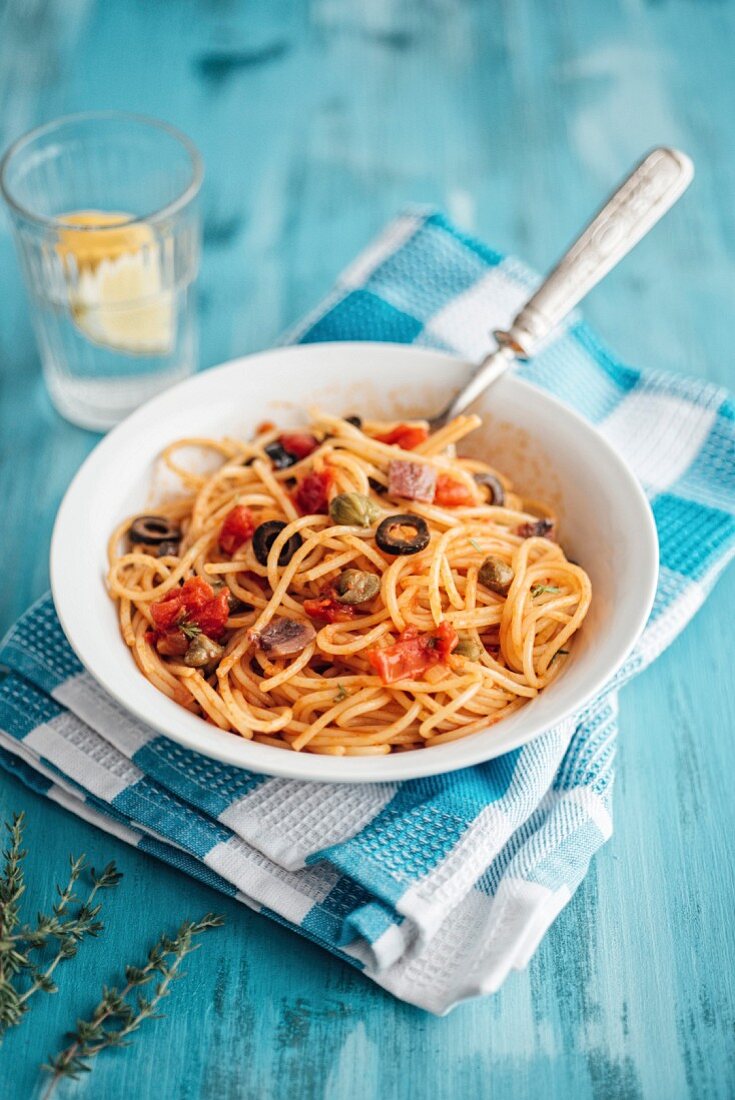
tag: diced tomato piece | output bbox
[434,474,476,508]
[303,597,356,624]
[194,589,231,638]
[294,469,334,515]
[374,424,429,450]
[180,576,217,612]
[150,591,187,633]
[432,620,458,661]
[279,432,319,460]
[150,575,214,631]
[150,577,230,641]
[367,631,426,684]
[219,505,255,555]
[367,622,458,684]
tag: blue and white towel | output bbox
[1,210,734,1014]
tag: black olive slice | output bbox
[252,521,303,566]
[516,518,555,540]
[375,514,430,556]
[227,593,253,613]
[129,515,182,546]
[473,472,505,506]
[264,441,298,469]
[368,476,388,496]
[345,415,362,428]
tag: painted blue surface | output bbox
[0,2,734,1098]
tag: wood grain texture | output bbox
[1,1,734,1097]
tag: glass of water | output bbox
[0,112,202,430]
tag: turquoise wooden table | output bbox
[1,2,734,1098]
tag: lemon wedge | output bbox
[57,211,174,356]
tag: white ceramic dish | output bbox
[50,342,658,783]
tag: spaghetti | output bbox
[107,412,591,756]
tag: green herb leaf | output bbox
[530,584,560,597]
[469,538,483,552]
[91,863,124,890]
[334,684,349,702]
[178,618,202,641]
[0,818,121,1041]
[43,913,224,1096]
[550,648,570,663]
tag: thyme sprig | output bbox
[551,648,570,663]
[531,584,560,597]
[43,913,224,1096]
[178,618,202,641]
[0,813,121,1037]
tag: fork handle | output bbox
[496,146,694,358]
[430,147,694,430]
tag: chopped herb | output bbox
[0,813,122,1039]
[334,684,349,702]
[178,617,202,640]
[469,538,482,552]
[551,648,570,663]
[531,584,560,597]
[43,914,223,1095]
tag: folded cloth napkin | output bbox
[2,210,735,1015]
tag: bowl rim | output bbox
[50,341,659,783]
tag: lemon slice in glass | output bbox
[57,211,174,356]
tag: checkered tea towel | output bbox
[1,210,734,1014]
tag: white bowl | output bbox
[50,343,658,783]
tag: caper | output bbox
[184,634,224,669]
[478,555,514,595]
[473,472,505,506]
[129,515,181,546]
[454,633,483,661]
[375,514,431,556]
[329,492,380,528]
[334,569,381,605]
[252,521,303,566]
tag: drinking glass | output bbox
[0,112,203,430]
